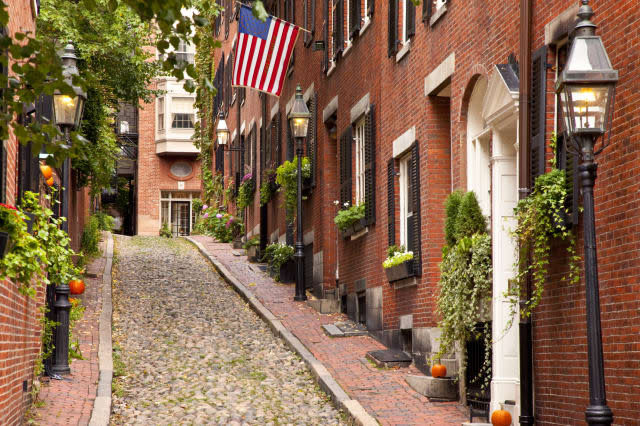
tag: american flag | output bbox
[232,4,300,97]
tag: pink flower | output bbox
[202,204,208,210]
[216,213,223,219]
[203,213,209,219]
[241,173,253,183]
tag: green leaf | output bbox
[251,1,268,22]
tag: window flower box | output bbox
[269,259,295,283]
[341,217,366,239]
[385,260,414,282]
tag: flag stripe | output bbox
[233,5,300,97]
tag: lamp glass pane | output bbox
[562,85,610,134]
[217,130,229,145]
[54,94,79,127]
[566,37,612,72]
[74,97,85,128]
[291,117,309,138]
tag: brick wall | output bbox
[0,2,42,425]
[211,1,640,421]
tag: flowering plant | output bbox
[275,156,311,224]
[261,242,294,281]
[382,249,414,269]
[333,202,365,232]
[237,174,256,210]
[260,169,278,206]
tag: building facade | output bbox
[137,42,203,236]
[211,0,639,423]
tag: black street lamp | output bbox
[555,2,618,424]
[288,85,310,302]
[50,43,86,376]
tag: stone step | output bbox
[405,374,458,401]
[366,349,412,368]
[308,298,341,314]
[461,423,491,426]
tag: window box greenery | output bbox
[259,169,278,206]
[383,245,415,282]
[334,202,366,238]
[262,242,295,282]
[237,173,256,211]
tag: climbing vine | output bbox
[276,157,311,224]
[508,133,580,319]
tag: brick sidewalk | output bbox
[33,238,107,426]
[191,236,468,426]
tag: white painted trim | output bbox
[395,40,411,63]
[342,40,353,57]
[392,126,416,158]
[249,118,256,132]
[285,92,296,115]
[303,82,315,103]
[326,61,336,77]
[359,17,371,37]
[270,230,279,243]
[240,121,246,134]
[231,129,237,142]
[270,102,280,120]
[545,4,579,45]
[350,227,368,241]
[424,52,456,97]
[278,234,286,244]
[350,93,370,123]
[322,95,339,123]
[429,3,447,26]
[258,118,262,128]
[252,224,260,236]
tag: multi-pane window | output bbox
[171,97,195,129]
[172,113,194,129]
[398,153,414,247]
[467,133,491,217]
[157,97,165,131]
[354,118,366,205]
[176,41,195,65]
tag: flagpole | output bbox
[234,1,313,33]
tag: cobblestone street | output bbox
[110,236,344,425]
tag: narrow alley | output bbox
[109,236,344,425]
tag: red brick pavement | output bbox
[33,239,107,426]
[191,236,468,426]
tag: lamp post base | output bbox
[293,246,306,301]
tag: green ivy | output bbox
[509,134,580,319]
[276,157,311,224]
[237,176,256,211]
[260,169,278,206]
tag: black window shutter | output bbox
[349,0,361,39]
[388,0,398,57]
[556,133,580,226]
[0,142,6,203]
[409,142,422,276]
[225,0,230,39]
[387,158,395,246]
[307,92,318,187]
[273,112,281,164]
[334,0,344,60]
[364,105,375,225]
[286,119,294,161]
[323,0,329,72]
[241,135,246,177]
[339,127,352,207]
[530,45,547,187]
[422,0,431,22]
[367,0,374,17]
[304,0,316,46]
[406,0,415,38]
[252,125,257,177]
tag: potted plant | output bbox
[333,202,366,238]
[243,235,260,262]
[237,173,256,211]
[383,245,415,282]
[260,169,278,206]
[262,242,295,282]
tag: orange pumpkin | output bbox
[69,279,85,295]
[40,164,53,179]
[491,409,512,426]
[46,177,55,187]
[431,363,447,378]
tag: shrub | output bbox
[262,242,294,280]
[333,202,365,232]
[243,235,260,249]
[276,156,311,223]
[260,169,278,206]
[159,221,172,238]
[454,191,487,242]
[81,215,101,257]
[444,190,463,247]
[93,211,115,231]
[237,173,256,211]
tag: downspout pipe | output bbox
[518,0,535,425]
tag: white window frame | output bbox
[399,153,412,248]
[354,117,366,205]
[159,191,200,235]
[176,40,195,65]
[467,129,491,218]
[157,97,165,131]
[434,0,447,12]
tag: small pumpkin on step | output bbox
[431,363,447,378]
[491,409,512,426]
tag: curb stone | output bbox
[89,232,114,426]
[186,237,379,426]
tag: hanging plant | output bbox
[509,133,580,320]
[275,156,311,224]
[434,191,492,389]
[260,169,278,206]
[237,173,256,210]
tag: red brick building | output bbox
[211,0,640,423]
[136,43,203,236]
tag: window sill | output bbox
[395,40,411,63]
[392,276,418,290]
[430,5,447,26]
[342,41,353,58]
[327,61,337,77]
[350,226,368,241]
[359,18,371,37]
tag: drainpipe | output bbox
[518,0,535,425]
